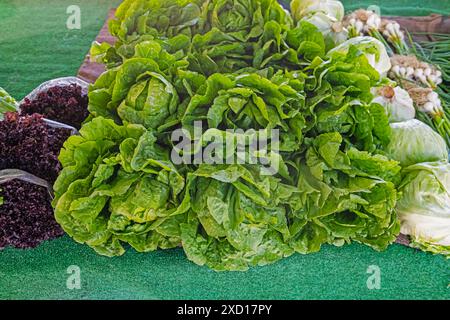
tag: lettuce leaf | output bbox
[53,117,190,256]
[288,133,401,253]
[180,164,295,271]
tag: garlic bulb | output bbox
[372,86,415,123]
[407,87,444,116]
[389,55,443,88]
[381,21,405,44]
[344,9,381,36]
[364,12,381,33]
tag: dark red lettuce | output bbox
[0,113,71,183]
[0,179,64,249]
[20,84,88,129]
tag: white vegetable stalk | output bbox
[381,21,404,42]
[389,55,443,89]
[344,9,381,38]
[407,86,450,141]
[380,20,408,54]
[344,10,409,55]
[371,86,415,123]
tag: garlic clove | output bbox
[422,102,435,113]
[427,74,437,84]
[406,67,415,77]
[427,91,439,101]
[391,65,400,75]
[414,68,424,77]
[355,20,364,33]
[399,67,407,77]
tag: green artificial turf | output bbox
[0,236,449,300]
[0,0,449,300]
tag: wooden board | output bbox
[391,14,450,41]
[77,9,116,83]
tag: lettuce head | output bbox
[397,162,450,257]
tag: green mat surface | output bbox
[0,0,449,300]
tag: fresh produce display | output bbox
[92,0,294,73]
[0,171,64,249]
[1,0,449,271]
[51,0,407,271]
[20,84,89,129]
[332,5,450,148]
[0,113,72,183]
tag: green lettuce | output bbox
[200,0,292,41]
[328,36,391,77]
[88,40,205,132]
[53,117,190,256]
[92,0,332,77]
[180,164,295,271]
[109,0,205,42]
[51,0,410,270]
[397,162,450,257]
[386,119,448,167]
[182,71,307,152]
[287,132,401,253]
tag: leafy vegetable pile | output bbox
[52,0,449,269]
[0,86,78,251]
[20,84,89,129]
[0,113,72,183]
[0,177,63,249]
